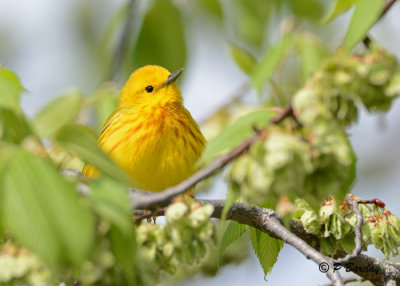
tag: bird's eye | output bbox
[145,86,154,93]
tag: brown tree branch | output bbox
[203,200,400,286]
[135,199,400,286]
[320,276,365,286]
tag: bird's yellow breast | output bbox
[94,103,205,192]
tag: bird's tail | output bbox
[82,163,100,178]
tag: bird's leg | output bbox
[135,210,152,222]
[151,207,165,224]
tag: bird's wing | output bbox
[81,108,125,178]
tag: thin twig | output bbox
[270,105,301,126]
[357,198,386,208]
[132,108,297,209]
[363,0,397,48]
[381,0,397,19]
[334,197,363,264]
[319,275,365,286]
[107,0,136,81]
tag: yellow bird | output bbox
[83,65,206,192]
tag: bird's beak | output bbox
[161,68,184,88]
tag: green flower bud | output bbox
[187,204,214,228]
[153,225,167,246]
[385,72,400,96]
[293,199,312,219]
[292,88,320,126]
[175,249,184,263]
[99,251,115,269]
[344,212,357,227]
[300,210,320,234]
[247,161,270,192]
[362,223,372,245]
[334,71,352,85]
[0,255,15,282]
[170,227,183,247]
[370,220,386,251]
[369,69,391,86]
[264,133,298,170]
[165,202,188,223]
[184,244,196,265]
[80,261,103,284]
[137,223,154,244]
[142,244,157,261]
[14,255,35,278]
[340,233,356,254]
[198,221,214,241]
[319,204,335,222]
[358,204,373,218]
[388,226,400,250]
[388,213,400,230]
[161,262,176,275]
[27,268,52,286]
[197,240,208,260]
[230,155,253,183]
[162,242,175,258]
[356,63,370,78]
[320,236,338,256]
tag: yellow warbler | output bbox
[82,65,206,192]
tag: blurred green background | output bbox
[1,0,400,284]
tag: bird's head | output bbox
[119,65,184,107]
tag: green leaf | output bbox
[33,91,83,138]
[221,188,239,221]
[99,4,130,74]
[250,228,283,277]
[197,0,223,20]
[230,0,272,48]
[110,226,136,283]
[269,79,288,107]
[287,0,324,21]
[1,149,94,267]
[0,67,25,112]
[0,143,17,239]
[55,124,133,184]
[322,0,355,24]
[89,177,136,282]
[251,36,294,91]
[0,108,32,143]
[131,0,186,73]
[200,109,277,163]
[0,142,17,185]
[89,177,132,234]
[295,35,330,82]
[219,221,248,261]
[84,84,119,132]
[94,86,119,133]
[229,43,257,75]
[343,0,385,53]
